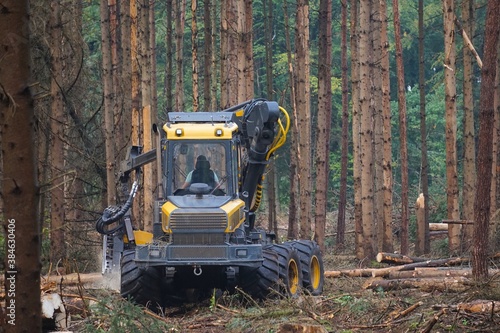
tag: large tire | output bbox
[288,240,324,295]
[268,244,303,297]
[239,249,280,299]
[120,249,164,310]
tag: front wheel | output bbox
[267,244,303,297]
[120,249,164,310]
[288,240,324,295]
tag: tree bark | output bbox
[295,0,312,239]
[380,0,393,253]
[203,0,212,110]
[49,0,67,266]
[0,1,42,330]
[472,0,500,280]
[174,0,186,110]
[443,0,461,254]
[461,0,476,251]
[191,0,199,111]
[337,0,349,250]
[418,0,430,255]
[284,0,299,240]
[350,0,363,259]
[359,0,376,260]
[392,0,409,255]
[314,0,332,252]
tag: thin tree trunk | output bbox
[443,0,461,254]
[295,0,312,239]
[380,0,393,253]
[284,0,299,240]
[472,0,500,280]
[494,41,500,224]
[392,0,409,255]
[203,0,212,110]
[165,0,174,112]
[264,0,277,237]
[50,0,67,265]
[191,0,199,111]
[139,0,154,231]
[418,0,430,254]
[359,0,375,260]
[0,2,42,330]
[372,0,384,254]
[174,0,186,110]
[337,0,349,250]
[314,0,332,252]
[350,0,363,259]
[462,0,476,250]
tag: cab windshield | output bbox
[170,141,230,195]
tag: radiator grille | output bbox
[170,246,227,260]
[169,211,227,230]
[172,233,225,245]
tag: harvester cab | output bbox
[96,99,324,308]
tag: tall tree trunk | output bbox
[392,0,409,255]
[139,0,154,231]
[101,0,117,207]
[284,0,299,239]
[443,0,460,254]
[264,0,277,236]
[121,0,132,149]
[191,0,199,111]
[50,0,67,265]
[359,0,375,260]
[149,1,158,118]
[380,0,393,253]
[220,0,238,108]
[462,0,476,250]
[350,0,363,259]
[472,0,500,280]
[418,0,430,255]
[494,42,500,223]
[165,0,174,112]
[295,0,312,239]
[210,0,218,110]
[337,0,349,250]
[314,0,332,252]
[1,1,42,330]
[174,0,186,110]
[371,0,383,254]
[203,0,212,110]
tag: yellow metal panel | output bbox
[161,201,177,233]
[220,199,246,232]
[163,123,238,140]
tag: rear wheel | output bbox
[288,240,324,295]
[121,249,164,310]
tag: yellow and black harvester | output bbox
[96,99,324,307]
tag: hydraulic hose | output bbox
[95,181,139,235]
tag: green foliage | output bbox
[82,296,172,333]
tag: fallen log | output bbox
[371,257,469,277]
[324,268,375,278]
[387,268,488,279]
[363,276,469,292]
[457,300,500,313]
[376,252,428,265]
[429,223,448,231]
[41,272,103,285]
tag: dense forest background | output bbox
[1,0,499,275]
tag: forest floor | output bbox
[59,252,500,333]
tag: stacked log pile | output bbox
[325,252,500,292]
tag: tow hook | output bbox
[193,265,202,276]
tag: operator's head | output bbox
[197,155,207,162]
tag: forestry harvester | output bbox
[96,99,324,307]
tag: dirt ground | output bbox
[66,252,500,333]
